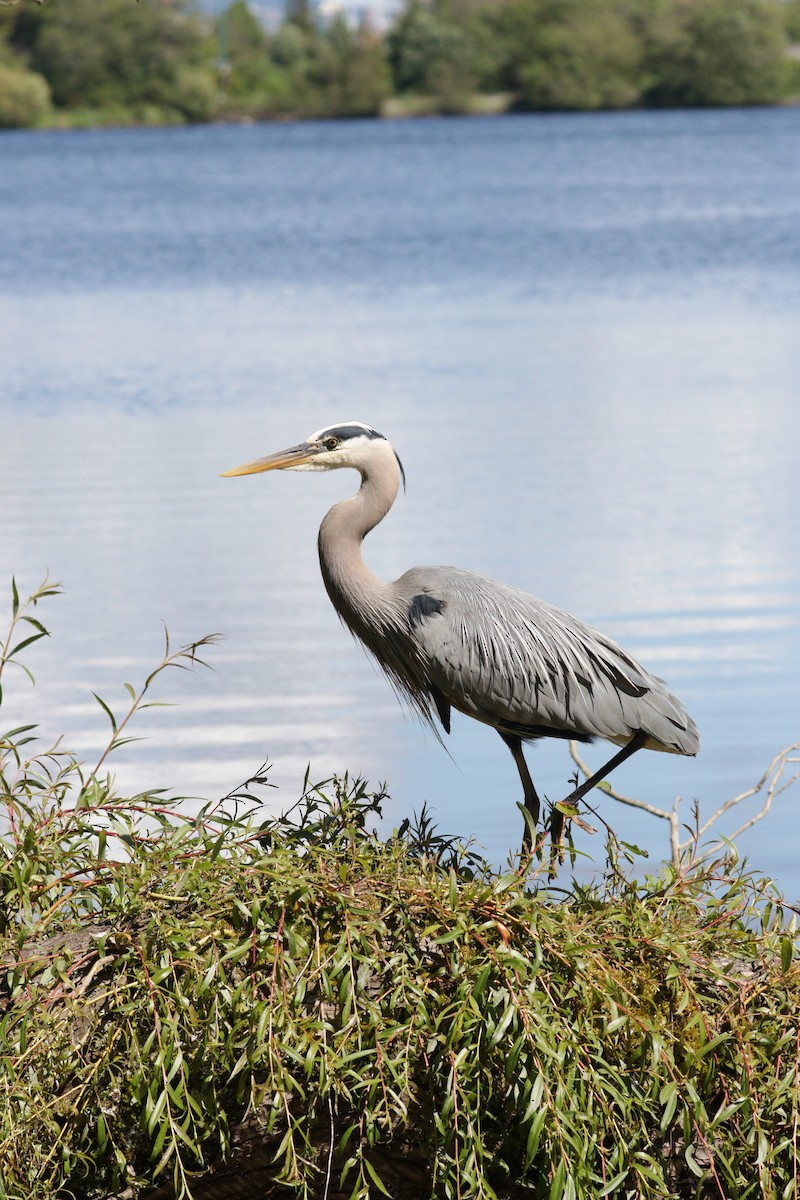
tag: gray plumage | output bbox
[223,421,699,846]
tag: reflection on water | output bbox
[1,110,799,894]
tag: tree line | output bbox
[1,0,799,129]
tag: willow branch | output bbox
[569,739,800,868]
[693,742,800,861]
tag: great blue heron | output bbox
[223,421,699,849]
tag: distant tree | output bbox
[0,0,792,125]
[168,65,217,121]
[428,0,508,93]
[315,14,391,115]
[15,0,216,119]
[220,0,268,60]
[388,1,452,91]
[217,0,273,97]
[386,0,480,106]
[781,0,800,95]
[387,0,649,109]
[0,61,51,127]
[286,0,315,35]
[519,0,645,110]
[266,12,390,117]
[270,20,310,70]
[214,5,390,119]
[487,0,546,92]
[647,0,787,106]
[785,0,800,40]
[0,8,16,52]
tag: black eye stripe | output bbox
[318,424,384,443]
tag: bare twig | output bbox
[569,739,800,867]
[693,742,800,861]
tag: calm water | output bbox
[1,110,799,893]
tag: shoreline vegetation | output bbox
[2,586,800,1200]
[1,0,800,131]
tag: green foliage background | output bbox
[0,0,797,127]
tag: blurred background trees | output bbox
[0,0,796,128]
[645,0,788,106]
[4,0,216,123]
[385,0,792,112]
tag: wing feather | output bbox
[397,566,698,755]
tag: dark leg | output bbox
[500,732,540,849]
[560,729,648,808]
[549,730,648,870]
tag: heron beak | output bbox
[221,442,320,477]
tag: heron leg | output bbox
[499,733,540,847]
[549,730,648,870]
[559,729,649,809]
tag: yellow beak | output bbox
[221,442,319,477]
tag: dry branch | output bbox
[569,738,800,866]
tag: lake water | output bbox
[1,110,799,895]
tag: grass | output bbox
[1,579,798,1200]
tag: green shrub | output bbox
[647,0,787,106]
[21,0,212,113]
[386,0,477,96]
[785,0,800,40]
[520,3,645,110]
[162,65,218,123]
[0,62,51,128]
[784,56,800,98]
[1,579,799,1200]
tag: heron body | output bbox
[223,421,698,846]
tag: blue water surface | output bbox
[1,109,799,893]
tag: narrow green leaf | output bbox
[684,1144,707,1178]
[549,1159,566,1199]
[151,1137,175,1178]
[109,735,142,750]
[431,928,464,945]
[780,934,793,973]
[711,1100,746,1128]
[524,1108,546,1167]
[599,1169,629,1195]
[92,692,118,734]
[471,962,492,1001]
[660,1084,678,1132]
[20,615,48,633]
[363,1157,392,1197]
[8,633,47,659]
[489,1000,516,1047]
[14,662,36,686]
[619,840,648,857]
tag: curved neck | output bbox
[317,451,400,631]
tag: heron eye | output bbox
[324,437,339,451]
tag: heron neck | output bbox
[317,467,397,626]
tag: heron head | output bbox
[222,421,406,488]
